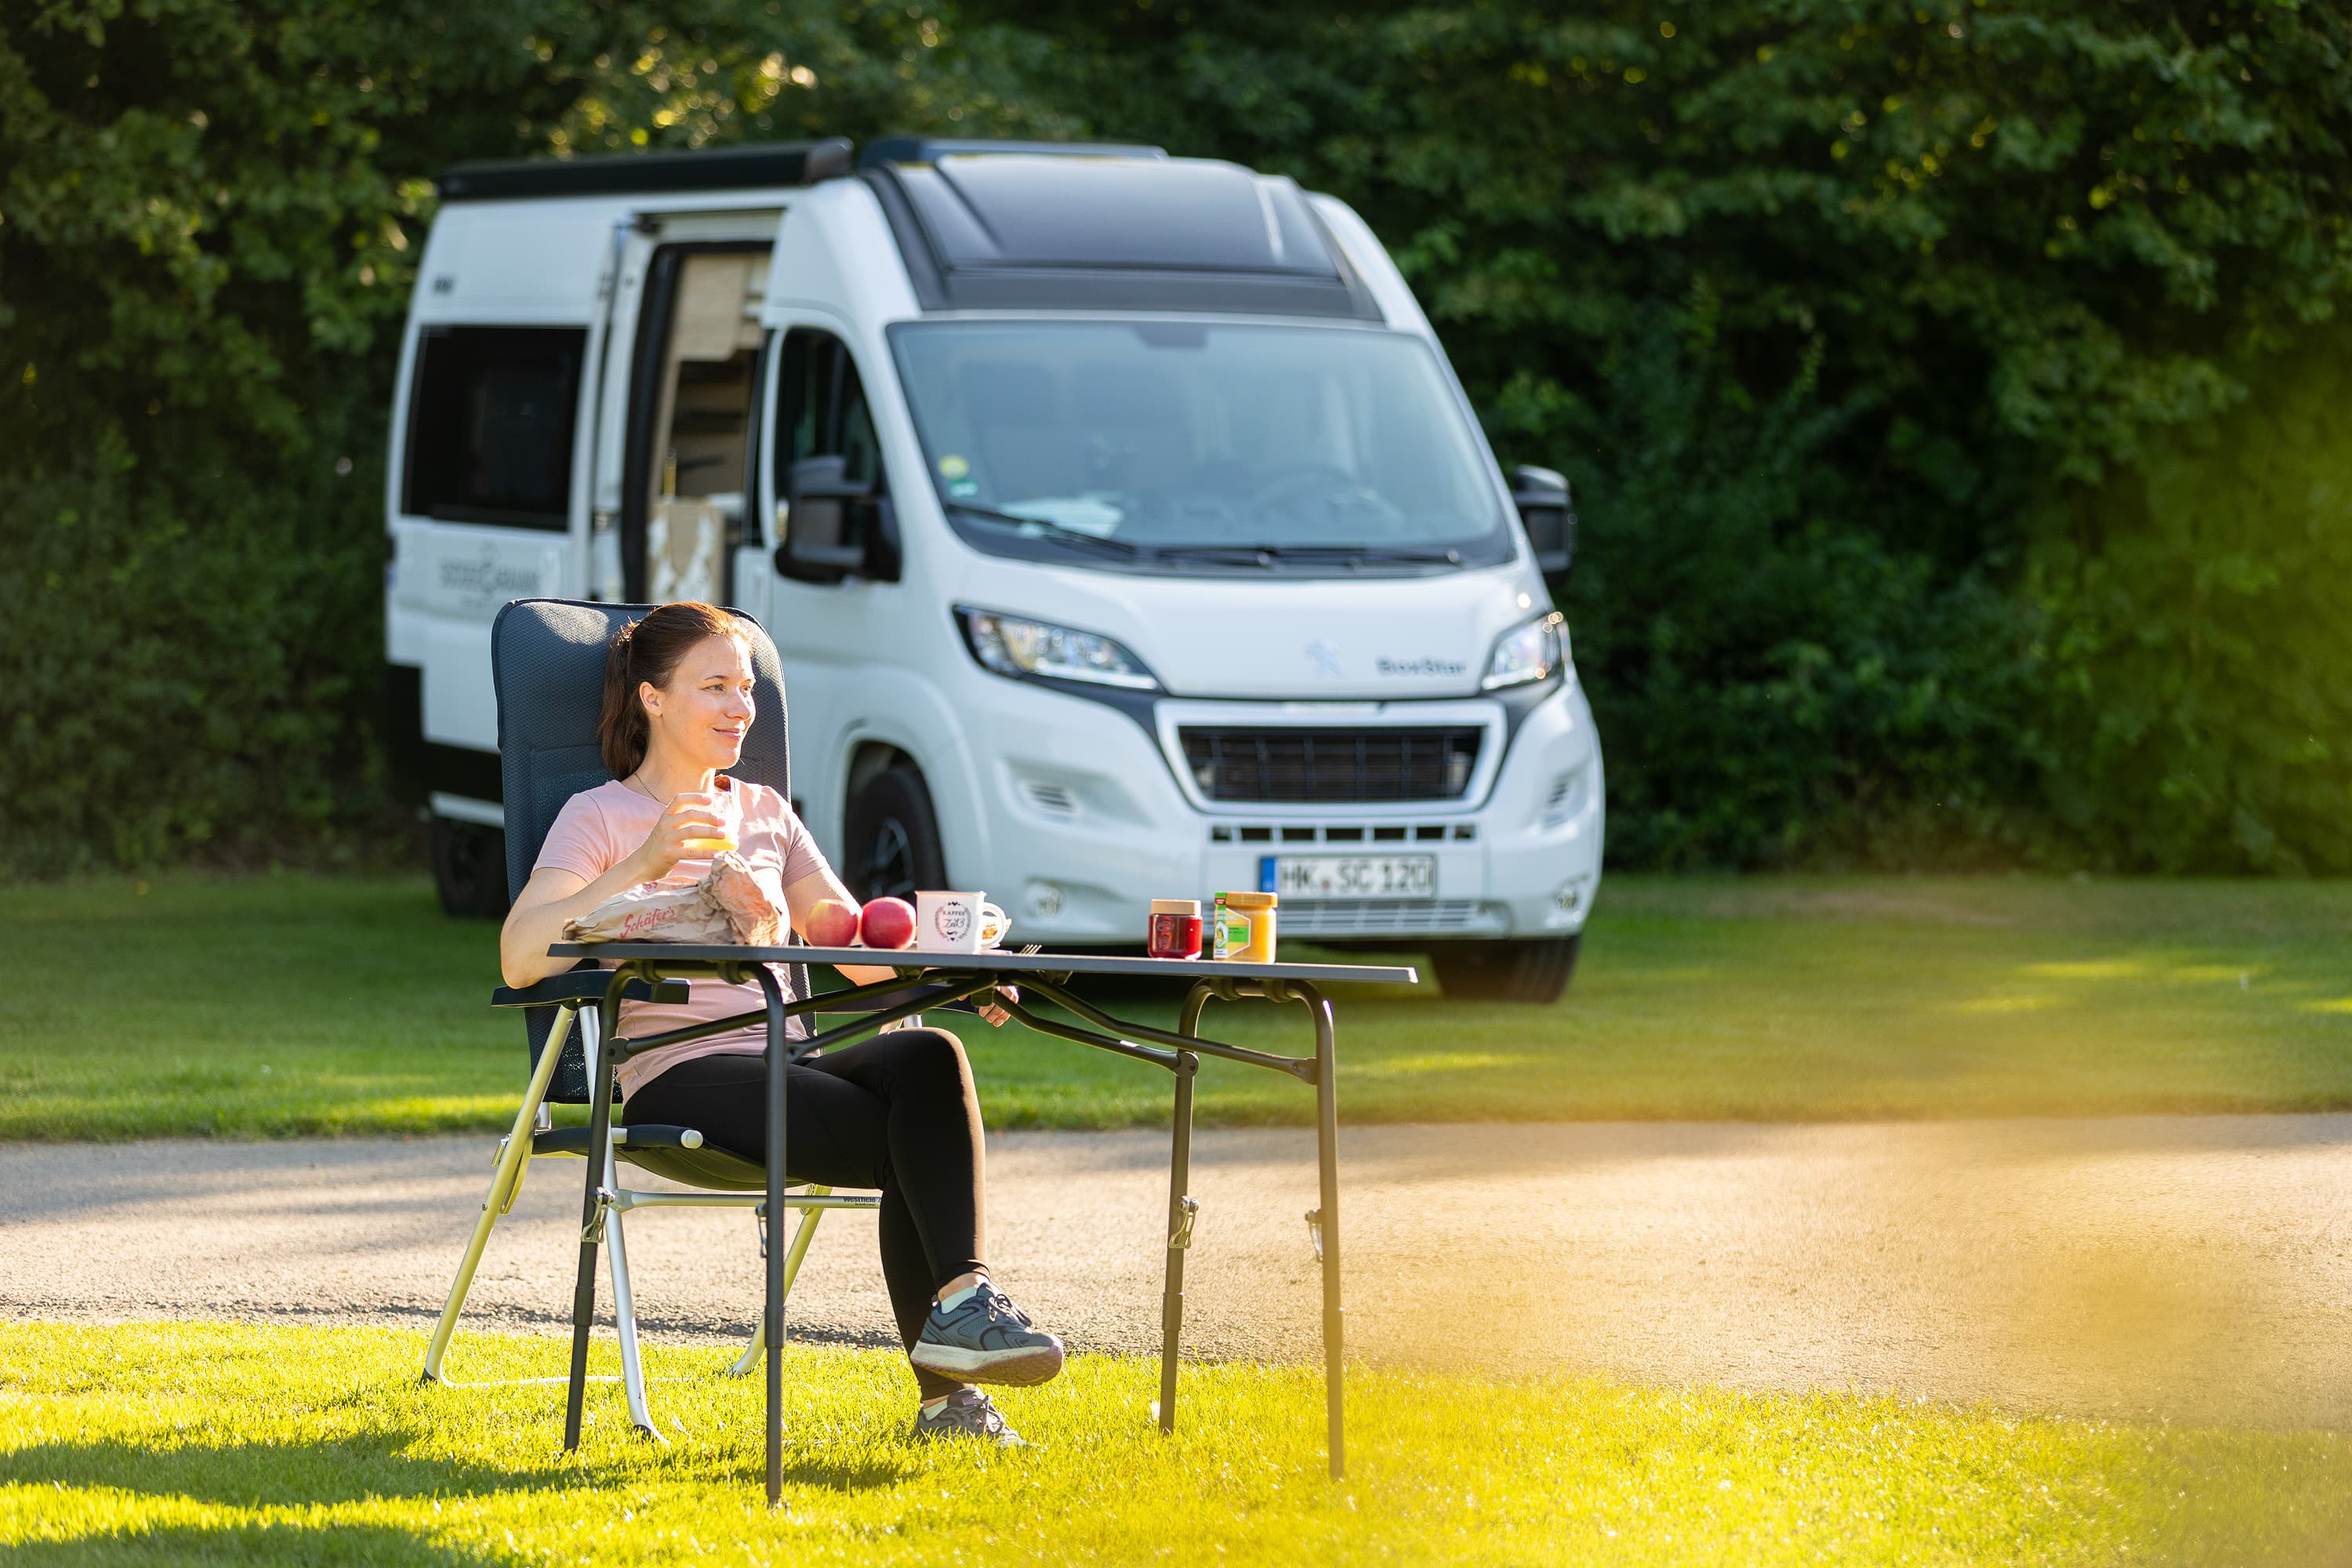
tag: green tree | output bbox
[2030,321,2352,872]
[0,0,1055,873]
[979,0,2352,867]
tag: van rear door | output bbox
[386,201,620,824]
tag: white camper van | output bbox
[384,137,1602,1000]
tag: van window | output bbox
[401,325,584,529]
[775,329,882,500]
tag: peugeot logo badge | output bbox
[1305,640,1345,679]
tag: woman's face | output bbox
[641,633,755,771]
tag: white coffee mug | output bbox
[914,891,1007,953]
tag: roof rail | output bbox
[435,137,854,203]
[855,136,1167,169]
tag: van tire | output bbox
[1429,933,1581,1004]
[430,816,511,920]
[433,822,510,921]
[844,766,946,902]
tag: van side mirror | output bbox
[776,455,898,584]
[1508,464,1575,579]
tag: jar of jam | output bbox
[1148,898,1203,959]
[1211,891,1278,962]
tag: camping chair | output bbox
[421,597,881,1439]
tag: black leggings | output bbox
[622,1027,985,1401]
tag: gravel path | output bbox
[5,1118,2347,1426]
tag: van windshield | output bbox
[887,321,1512,572]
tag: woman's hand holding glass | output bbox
[630,790,734,881]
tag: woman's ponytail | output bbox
[597,619,649,779]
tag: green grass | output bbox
[2,1321,2347,1566]
[5,873,2352,1139]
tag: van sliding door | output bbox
[617,240,773,606]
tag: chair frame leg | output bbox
[565,996,622,1450]
[604,1139,664,1441]
[423,1004,573,1385]
[725,1187,833,1377]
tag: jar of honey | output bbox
[1211,891,1278,962]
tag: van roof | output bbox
[869,151,1377,319]
[433,137,1381,321]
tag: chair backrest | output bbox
[491,597,799,1102]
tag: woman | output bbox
[500,601,1061,1446]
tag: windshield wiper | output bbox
[1279,545,1463,564]
[1147,543,1279,566]
[942,500,1142,557]
[1152,543,1462,567]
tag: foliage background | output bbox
[3,0,2348,876]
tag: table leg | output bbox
[756,967,789,1508]
[1310,994,1345,1480]
[1158,1050,1199,1435]
[565,971,630,1450]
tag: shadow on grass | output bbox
[0,1430,574,1512]
[0,1425,907,1519]
[0,1521,502,1567]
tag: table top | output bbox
[547,942,1420,986]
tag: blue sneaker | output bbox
[909,1281,1065,1388]
[911,1387,1027,1447]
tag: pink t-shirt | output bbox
[535,775,829,1098]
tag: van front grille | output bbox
[1179,727,1481,803]
[1212,822,1473,843]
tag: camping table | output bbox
[547,941,1419,1503]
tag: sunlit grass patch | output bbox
[8,872,2352,1137]
[2,1320,2347,1566]
[2020,960,2152,981]
[2165,964,2260,985]
[1954,993,2067,1014]
[1352,1049,1534,1075]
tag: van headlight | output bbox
[1482,612,1566,690]
[956,606,1163,691]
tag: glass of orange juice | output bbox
[680,786,739,856]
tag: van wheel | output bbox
[844,766,946,902]
[1429,933,1581,1004]
[431,816,510,920]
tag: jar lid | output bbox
[1150,898,1201,915]
[1218,891,1278,908]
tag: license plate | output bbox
[1261,854,1437,899]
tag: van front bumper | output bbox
[956,673,1604,947]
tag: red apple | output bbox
[858,896,916,950]
[805,898,862,949]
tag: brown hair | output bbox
[597,601,750,779]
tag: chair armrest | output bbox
[532,1123,705,1156]
[491,973,691,1009]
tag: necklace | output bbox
[622,771,723,803]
